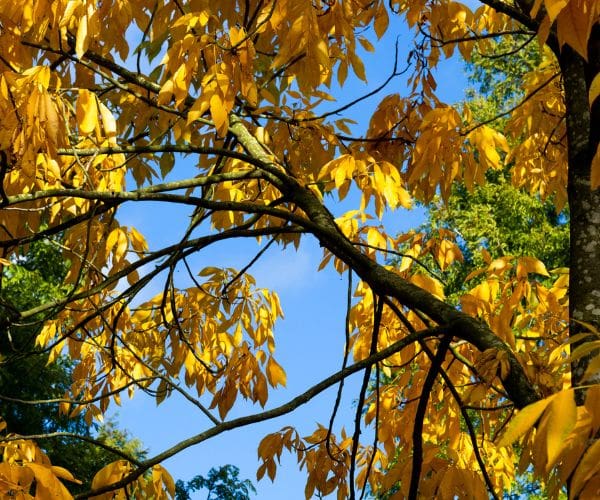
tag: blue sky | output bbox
[108,15,470,499]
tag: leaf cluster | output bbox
[0,240,146,493]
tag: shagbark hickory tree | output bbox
[0,0,598,498]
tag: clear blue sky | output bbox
[109,17,469,499]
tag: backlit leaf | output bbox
[75,14,89,58]
[592,143,600,190]
[76,89,98,135]
[544,0,568,21]
[266,357,286,387]
[545,389,576,469]
[556,0,592,59]
[589,73,600,107]
[210,94,229,137]
[498,395,556,447]
[570,439,600,498]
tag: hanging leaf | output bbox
[498,395,556,447]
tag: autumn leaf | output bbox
[76,89,98,135]
[210,93,229,137]
[544,0,568,21]
[592,143,600,189]
[544,389,576,470]
[75,13,89,58]
[266,357,287,388]
[570,439,600,498]
[27,463,74,499]
[0,0,598,498]
[589,73,600,107]
[497,395,556,447]
[409,273,445,299]
[556,0,593,59]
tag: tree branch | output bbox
[1,432,144,467]
[75,328,437,499]
[228,114,540,409]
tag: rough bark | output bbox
[559,28,600,398]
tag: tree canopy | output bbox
[0,1,598,498]
[422,36,569,300]
[0,239,146,493]
[175,465,256,500]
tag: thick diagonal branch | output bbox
[229,114,541,410]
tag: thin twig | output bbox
[349,296,383,500]
[75,327,437,499]
[325,269,353,463]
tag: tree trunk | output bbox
[560,27,600,401]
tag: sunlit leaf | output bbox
[545,389,576,470]
[76,89,98,135]
[498,395,556,447]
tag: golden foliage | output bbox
[0,0,598,498]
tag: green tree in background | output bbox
[437,37,568,499]
[175,465,256,500]
[0,239,146,492]
[377,37,569,499]
[464,36,541,124]
[423,36,568,300]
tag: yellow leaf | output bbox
[217,383,237,419]
[98,102,117,140]
[497,394,556,447]
[92,460,130,491]
[126,269,140,286]
[27,463,74,499]
[76,89,98,135]
[337,61,348,86]
[436,239,462,271]
[519,256,550,277]
[409,273,444,300]
[106,228,119,255]
[210,94,229,137]
[374,4,389,39]
[266,356,286,387]
[51,465,82,484]
[591,142,600,190]
[556,0,592,59]
[258,433,279,460]
[159,152,175,178]
[254,373,268,406]
[233,322,243,345]
[115,230,128,260]
[229,26,245,46]
[129,226,149,252]
[75,14,89,58]
[358,37,375,53]
[152,465,176,496]
[366,227,386,249]
[570,439,600,498]
[42,93,60,145]
[334,155,354,190]
[188,96,210,124]
[589,73,600,107]
[544,0,568,21]
[349,52,366,82]
[570,340,600,361]
[545,389,576,470]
